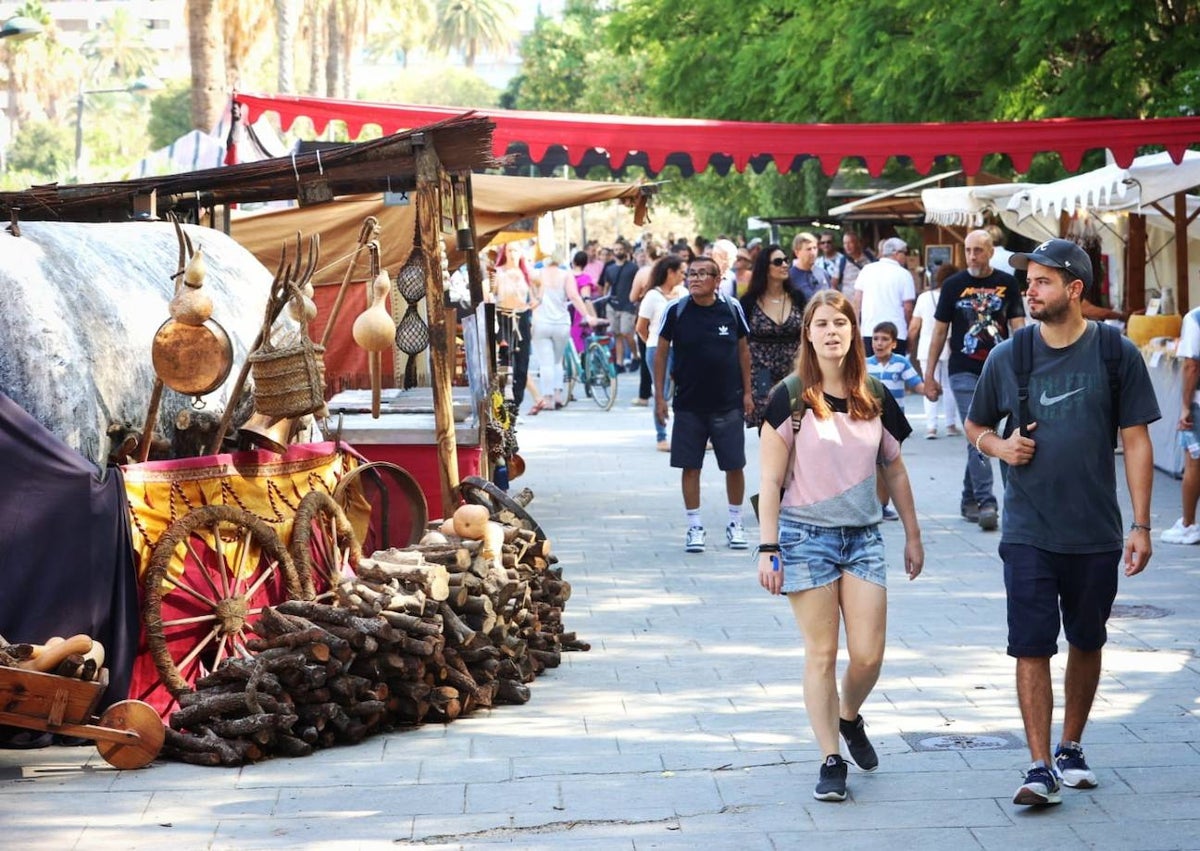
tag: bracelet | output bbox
[1129,522,1151,533]
[755,543,781,553]
[974,428,996,454]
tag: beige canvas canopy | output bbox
[231,172,650,282]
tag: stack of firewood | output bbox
[162,519,588,765]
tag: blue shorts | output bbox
[778,515,887,593]
[1000,543,1120,658]
[670,408,746,471]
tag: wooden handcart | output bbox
[0,667,164,769]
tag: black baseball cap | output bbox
[1011,238,1092,288]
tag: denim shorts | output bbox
[1000,543,1120,658]
[778,514,887,593]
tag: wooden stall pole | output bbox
[1176,192,1193,315]
[414,135,460,518]
[1126,213,1147,312]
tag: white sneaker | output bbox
[725,522,748,549]
[1160,518,1200,544]
[685,526,706,553]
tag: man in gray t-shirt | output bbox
[965,239,1158,809]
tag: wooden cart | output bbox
[0,667,164,769]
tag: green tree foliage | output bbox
[610,0,1200,125]
[503,1,606,111]
[359,65,499,108]
[147,81,196,149]
[7,119,73,177]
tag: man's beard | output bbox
[966,266,988,278]
[1030,300,1068,323]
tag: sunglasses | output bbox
[818,240,833,245]
[769,257,789,266]
[686,269,718,280]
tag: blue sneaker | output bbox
[813,754,848,802]
[839,714,879,771]
[1013,763,1062,806]
[880,504,900,522]
[1054,742,1098,789]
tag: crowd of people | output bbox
[482,226,1195,813]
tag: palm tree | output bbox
[187,0,225,131]
[2,1,78,131]
[326,0,370,100]
[432,0,518,69]
[81,7,157,82]
[364,0,434,69]
[222,0,272,92]
[274,0,300,93]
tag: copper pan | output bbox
[151,318,234,396]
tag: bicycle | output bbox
[561,316,618,411]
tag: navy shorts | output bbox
[670,408,745,471]
[1000,543,1120,658]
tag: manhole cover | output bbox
[901,731,1022,752]
[1110,604,1172,620]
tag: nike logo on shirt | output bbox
[1039,387,1086,406]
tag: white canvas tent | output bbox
[922,151,1200,310]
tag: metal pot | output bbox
[150,317,234,396]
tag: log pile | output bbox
[162,518,588,765]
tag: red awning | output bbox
[237,92,1200,178]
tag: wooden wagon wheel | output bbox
[95,699,166,769]
[458,476,545,540]
[143,504,302,699]
[290,490,362,601]
[332,461,427,554]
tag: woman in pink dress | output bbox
[570,250,598,353]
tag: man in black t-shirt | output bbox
[923,229,1025,531]
[654,255,754,554]
[602,240,639,371]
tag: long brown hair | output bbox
[796,290,881,420]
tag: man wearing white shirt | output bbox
[987,225,1016,276]
[855,237,917,355]
[1162,304,1200,544]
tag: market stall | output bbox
[2,115,589,764]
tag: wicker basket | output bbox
[249,287,327,418]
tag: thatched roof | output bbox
[0,114,497,224]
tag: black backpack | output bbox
[1011,322,1122,448]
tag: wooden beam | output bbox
[1126,213,1147,311]
[1176,192,1190,314]
[414,139,460,519]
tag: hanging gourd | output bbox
[168,247,213,326]
[352,243,396,417]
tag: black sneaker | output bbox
[1054,742,1098,789]
[839,715,879,771]
[1013,763,1062,806]
[813,754,848,802]
[978,504,999,531]
[961,501,980,522]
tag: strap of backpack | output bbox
[1097,322,1122,449]
[1012,325,1035,438]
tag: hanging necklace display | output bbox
[393,222,431,389]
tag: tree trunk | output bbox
[324,1,343,107]
[274,0,298,94]
[188,0,226,132]
[306,1,327,96]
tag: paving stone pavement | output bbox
[2,380,1198,850]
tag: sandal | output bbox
[527,399,548,416]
